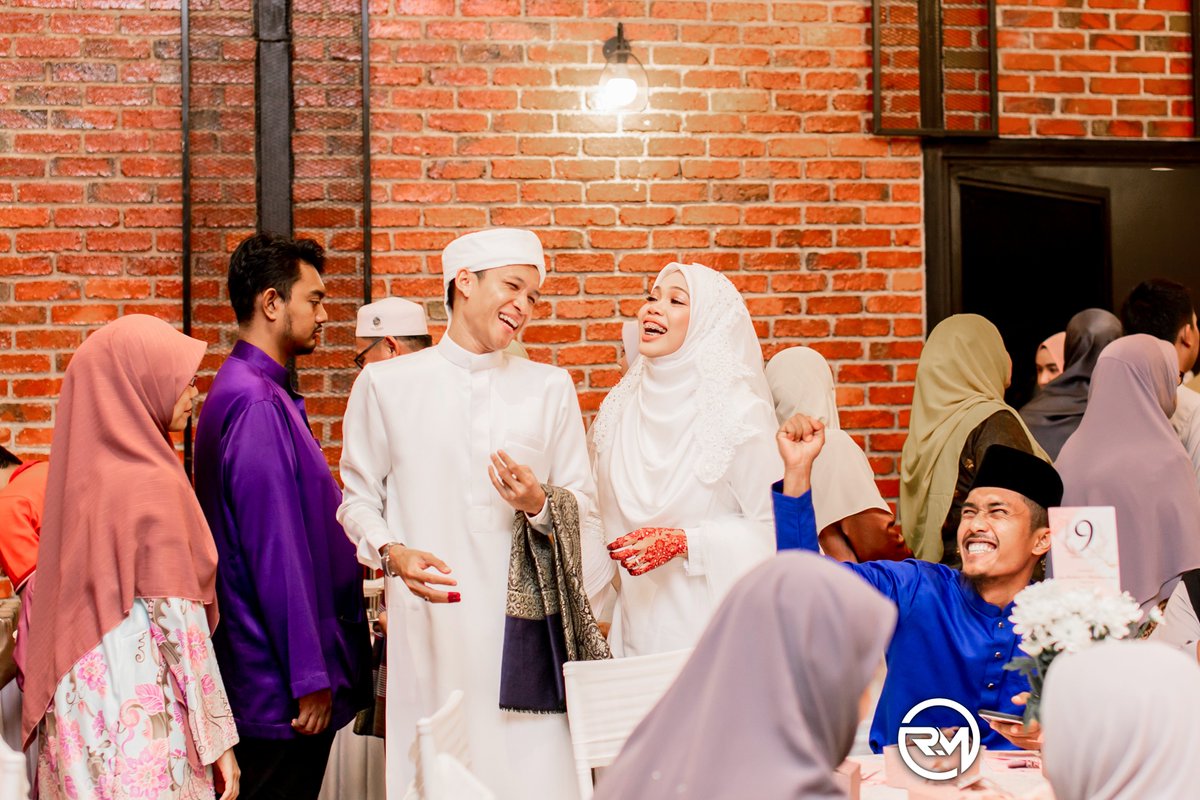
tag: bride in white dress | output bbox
[588,261,783,656]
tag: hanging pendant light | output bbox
[590,23,649,113]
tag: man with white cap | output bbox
[353,297,433,369]
[320,296,432,800]
[337,229,598,799]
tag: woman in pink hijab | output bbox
[1035,331,1066,387]
[23,315,240,799]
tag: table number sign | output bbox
[1048,506,1120,592]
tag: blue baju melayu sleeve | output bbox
[771,483,1029,752]
[769,480,818,552]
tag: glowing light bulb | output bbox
[588,22,648,113]
[597,77,639,111]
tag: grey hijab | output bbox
[1019,309,1122,460]
[594,553,896,800]
[1043,641,1200,800]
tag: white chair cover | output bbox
[562,648,692,799]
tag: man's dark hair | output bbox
[395,335,433,352]
[228,232,326,324]
[1121,278,1196,344]
[1022,497,1048,532]
[445,269,489,312]
[0,446,21,470]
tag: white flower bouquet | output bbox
[1005,579,1152,723]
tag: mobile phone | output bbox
[978,709,1023,725]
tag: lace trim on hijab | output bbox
[592,269,761,485]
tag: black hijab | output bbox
[1019,308,1123,459]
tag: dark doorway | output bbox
[925,139,1200,410]
[957,172,1112,408]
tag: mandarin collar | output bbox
[437,332,505,373]
[956,570,1015,619]
[230,340,300,396]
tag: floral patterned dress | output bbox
[36,598,238,800]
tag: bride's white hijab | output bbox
[591,261,779,558]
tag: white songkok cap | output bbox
[441,228,546,304]
[355,297,428,338]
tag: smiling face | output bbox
[169,381,199,432]
[637,269,692,358]
[958,486,1050,585]
[454,264,542,353]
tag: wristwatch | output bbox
[380,543,403,578]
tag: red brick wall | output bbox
[186,0,257,394]
[997,0,1194,137]
[0,0,1193,500]
[0,0,186,451]
[365,2,925,495]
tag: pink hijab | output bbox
[1038,332,1067,375]
[22,315,218,745]
[1055,334,1200,610]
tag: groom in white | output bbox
[337,229,596,799]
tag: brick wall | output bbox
[0,0,1193,500]
[0,0,186,451]
[997,0,1193,137]
[364,1,925,495]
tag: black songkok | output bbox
[970,444,1064,510]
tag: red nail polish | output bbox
[448,592,461,603]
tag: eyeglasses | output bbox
[354,338,385,370]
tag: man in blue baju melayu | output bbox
[772,414,1061,752]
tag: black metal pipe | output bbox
[917,0,944,130]
[361,0,372,304]
[255,0,294,236]
[182,0,194,476]
[1193,0,1199,137]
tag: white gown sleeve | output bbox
[682,402,782,603]
[338,367,400,570]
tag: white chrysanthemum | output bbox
[1009,581,1142,659]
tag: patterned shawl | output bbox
[499,484,611,713]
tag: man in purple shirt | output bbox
[195,233,370,800]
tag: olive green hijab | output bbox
[900,314,1048,561]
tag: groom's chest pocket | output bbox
[501,428,549,477]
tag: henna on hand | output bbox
[607,527,688,576]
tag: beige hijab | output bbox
[1043,641,1200,800]
[766,347,890,532]
[900,315,1047,561]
